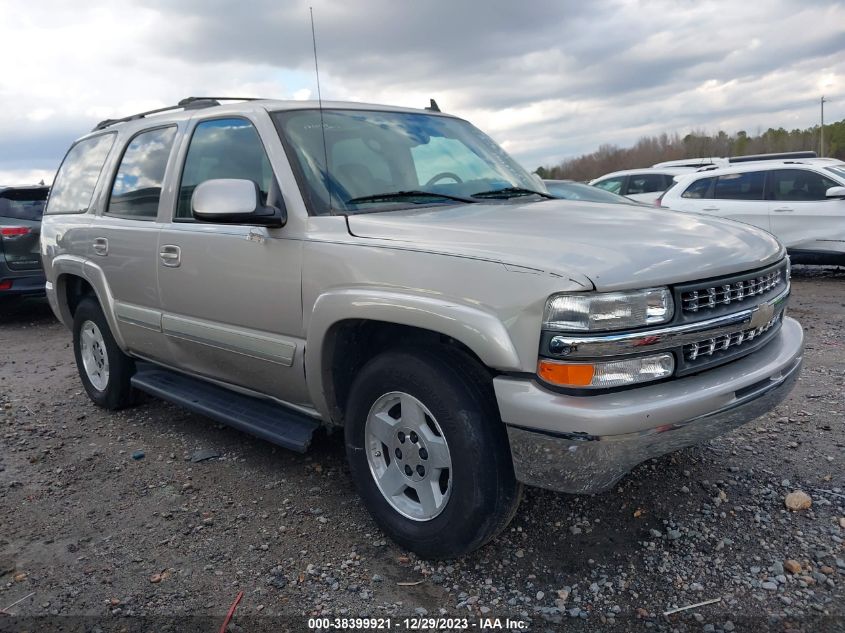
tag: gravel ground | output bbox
[1,266,843,632]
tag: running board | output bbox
[130,364,319,453]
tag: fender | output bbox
[305,287,523,423]
[51,256,128,351]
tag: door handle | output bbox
[159,245,181,267]
[702,206,720,212]
[92,237,108,256]
[772,207,794,213]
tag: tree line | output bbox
[536,118,845,181]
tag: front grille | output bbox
[684,311,782,361]
[681,266,785,314]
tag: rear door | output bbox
[0,187,49,271]
[691,170,770,231]
[767,168,845,253]
[91,125,179,360]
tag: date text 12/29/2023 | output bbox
[307,617,530,630]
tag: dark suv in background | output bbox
[0,184,50,307]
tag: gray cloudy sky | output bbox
[1,0,843,184]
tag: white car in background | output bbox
[591,153,823,205]
[590,168,694,204]
[660,158,845,266]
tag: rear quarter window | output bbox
[681,177,714,199]
[46,133,116,214]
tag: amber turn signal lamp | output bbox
[537,360,595,387]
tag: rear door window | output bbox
[768,169,840,201]
[713,171,765,200]
[593,176,625,194]
[46,133,116,214]
[107,126,177,220]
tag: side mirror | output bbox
[825,186,845,199]
[191,178,286,226]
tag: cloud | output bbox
[0,0,842,177]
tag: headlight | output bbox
[544,287,674,332]
[538,353,675,389]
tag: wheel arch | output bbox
[305,288,522,425]
[51,257,127,349]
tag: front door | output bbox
[767,168,845,254]
[157,116,306,405]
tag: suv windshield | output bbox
[825,165,845,181]
[273,109,542,215]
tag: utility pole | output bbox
[820,96,827,157]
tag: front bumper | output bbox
[498,317,803,494]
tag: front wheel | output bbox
[72,297,136,409]
[345,347,522,559]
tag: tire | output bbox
[72,296,136,409]
[345,346,522,559]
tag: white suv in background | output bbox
[590,168,693,204]
[660,158,845,266]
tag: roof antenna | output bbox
[426,99,441,112]
[310,7,333,212]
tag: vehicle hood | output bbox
[346,200,785,291]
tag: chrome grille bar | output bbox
[682,267,785,314]
[686,312,782,361]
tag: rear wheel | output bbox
[345,347,522,559]
[72,297,135,409]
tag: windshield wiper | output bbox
[470,186,555,200]
[345,190,478,205]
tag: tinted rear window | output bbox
[46,133,115,214]
[0,187,49,221]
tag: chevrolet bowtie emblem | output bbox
[750,302,775,329]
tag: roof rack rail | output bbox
[728,151,817,164]
[92,97,264,131]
